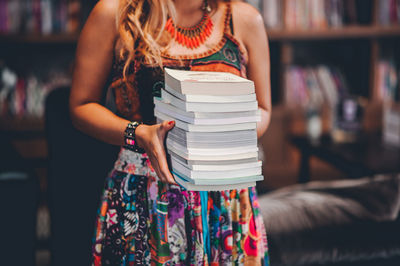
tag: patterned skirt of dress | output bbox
[92,147,269,265]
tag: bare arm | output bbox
[69,0,126,146]
[232,2,272,138]
[69,0,175,184]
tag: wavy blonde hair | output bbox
[116,0,220,83]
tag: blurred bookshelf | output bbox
[0,2,98,245]
[268,25,400,41]
[0,33,79,44]
[248,0,400,189]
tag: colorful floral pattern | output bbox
[92,149,269,265]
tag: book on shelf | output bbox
[155,68,263,191]
[383,103,400,147]
[262,0,283,29]
[375,59,399,102]
[284,65,348,108]
[0,64,71,118]
[0,0,81,35]
[282,0,374,30]
[378,0,400,26]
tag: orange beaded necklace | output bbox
[164,10,214,49]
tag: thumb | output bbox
[160,120,175,134]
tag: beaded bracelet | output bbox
[123,121,146,153]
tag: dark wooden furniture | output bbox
[291,133,400,183]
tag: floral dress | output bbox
[92,3,269,265]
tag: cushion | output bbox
[259,174,400,266]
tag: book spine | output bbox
[330,0,341,28]
[33,0,42,33]
[285,0,296,30]
[41,0,52,34]
[344,0,357,25]
[0,0,6,33]
[379,0,391,25]
[397,0,400,24]
[390,0,397,24]
[52,0,59,33]
[263,0,281,29]
[285,65,350,108]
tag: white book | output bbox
[161,89,258,113]
[155,98,260,125]
[169,127,257,142]
[168,133,257,148]
[166,142,259,161]
[155,97,260,119]
[174,171,263,185]
[173,172,257,191]
[168,151,258,167]
[171,157,262,179]
[164,85,257,103]
[166,138,258,156]
[155,105,260,125]
[164,68,255,96]
[171,155,262,171]
[155,112,257,132]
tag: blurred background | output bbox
[0,0,399,265]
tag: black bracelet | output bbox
[123,121,146,153]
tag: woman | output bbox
[70,0,272,264]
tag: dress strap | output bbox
[223,2,234,35]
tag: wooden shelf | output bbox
[268,25,400,41]
[0,33,79,44]
[0,117,45,133]
[2,26,400,44]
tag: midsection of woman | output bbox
[69,0,271,265]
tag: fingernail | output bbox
[168,121,175,125]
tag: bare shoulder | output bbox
[85,0,119,32]
[94,0,119,17]
[230,1,264,30]
[229,1,266,54]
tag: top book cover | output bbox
[164,68,255,96]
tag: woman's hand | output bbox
[135,120,177,184]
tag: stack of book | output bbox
[154,68,263,191]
